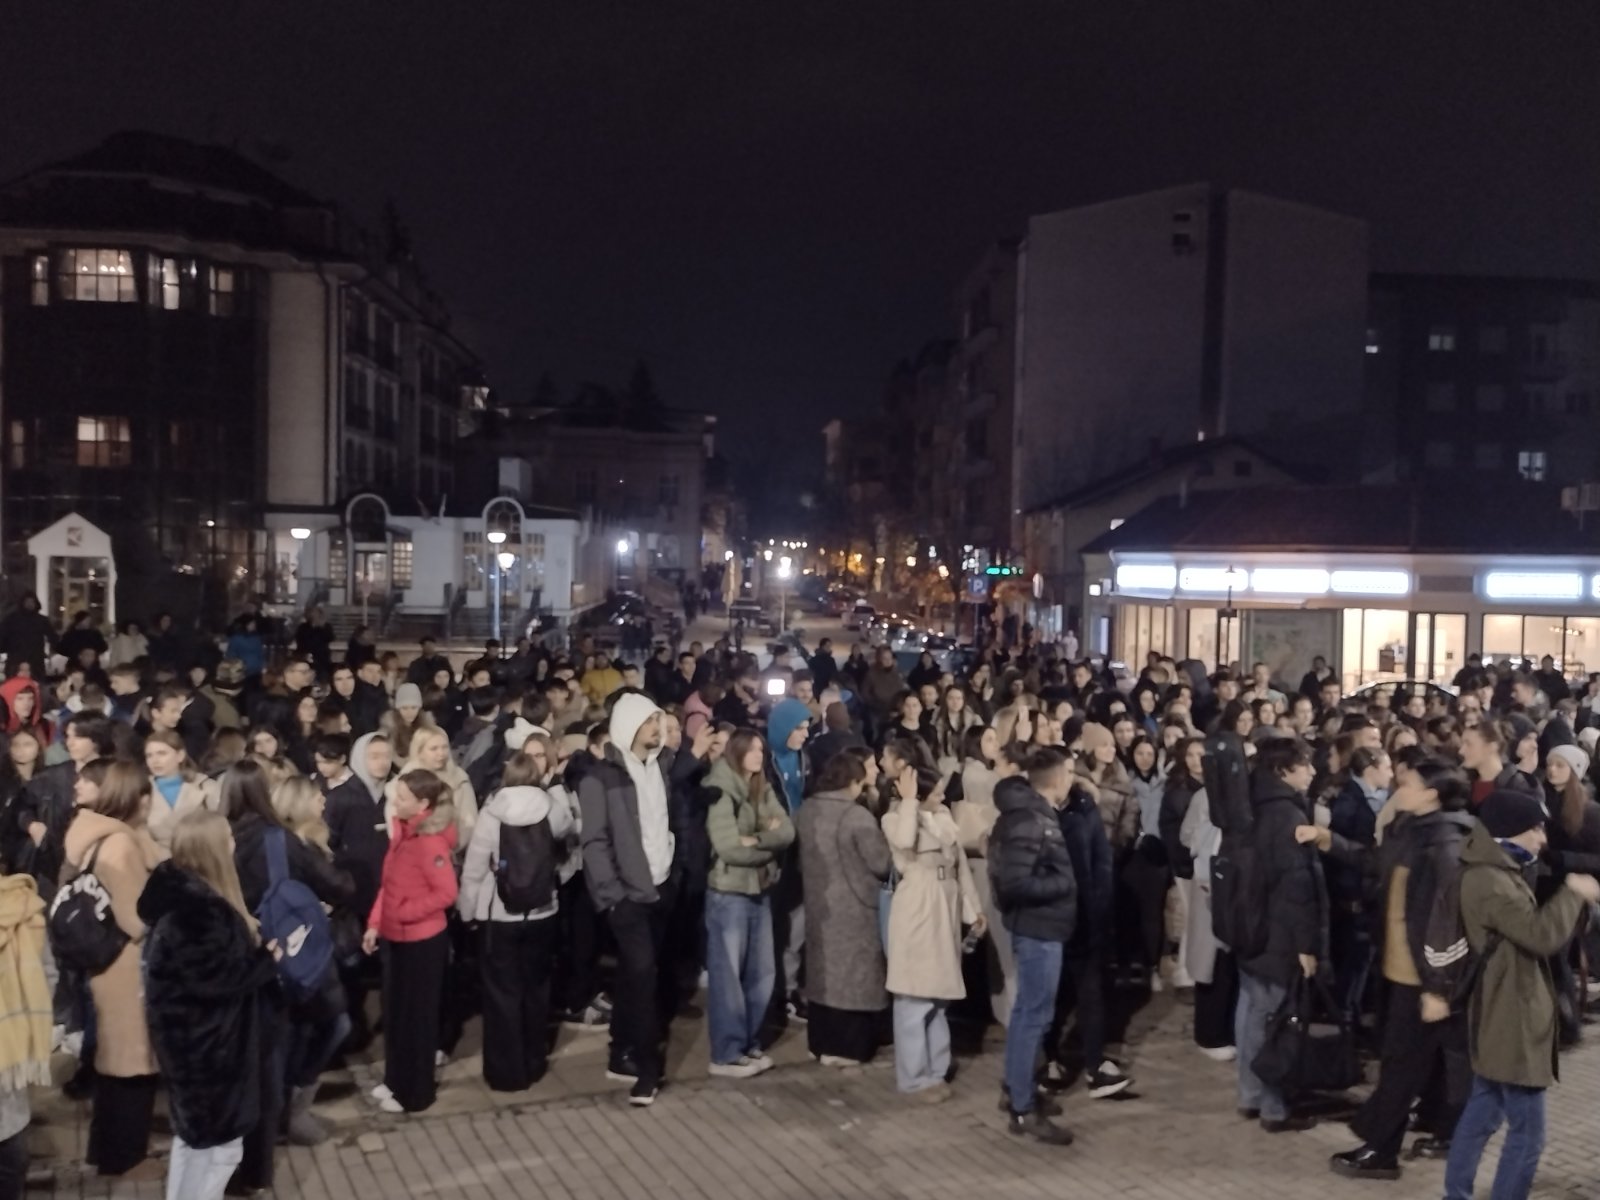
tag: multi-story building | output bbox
[1011,184,1370,538]
[945,240,1019,557]
[0,131,482,626]
[460,399,711,583]
[1365,273,1600,486]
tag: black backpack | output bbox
[1204,734,1271,959]
[48,838,130,976]
[495,820,556,915]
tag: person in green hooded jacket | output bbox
[1444,790,1600,1200]
[704,730,794,1078]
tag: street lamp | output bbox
[487,530,508,643]
[288,528,310,609]
[777,555,793,630]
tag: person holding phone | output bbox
[882,758,984,1101]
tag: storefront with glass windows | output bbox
[1086,552,1600,692]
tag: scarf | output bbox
[0,876,52,1090]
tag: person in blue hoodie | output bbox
[764,698,813,1019]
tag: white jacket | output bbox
[457,785,574,922]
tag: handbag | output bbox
[1250,974,1361,1095]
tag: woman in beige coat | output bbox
[142,728,219,850]
[388,726,478,847]
[883,761,984,1100]
[62,760,168,1179]
[949,727,1025,1027]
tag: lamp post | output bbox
[497,550,516,643]
[487,530,507,643]
[777,555,793,631]
[289,527,309,608]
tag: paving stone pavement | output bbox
[25,987,1600,1199]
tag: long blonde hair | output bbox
[272,775,331,854]
[170,810,258,941]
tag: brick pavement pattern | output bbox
[31,990,1600,1199]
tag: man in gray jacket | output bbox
[578,691,676,1107]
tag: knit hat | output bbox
[394,682,423,710]
[504,716,548,753]
[1478,790,1548,840]
[1548,744,1590,781]
[1580,727,1600,758]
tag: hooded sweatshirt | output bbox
[611,693,673,886]
[457,784,575,922]
[325,731,392,920]
[767,698,812,812]
[576,694,674,909]
[0,678,47,740]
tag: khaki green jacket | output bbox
[705,758,795,895]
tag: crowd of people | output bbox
[0,586,1596,1198]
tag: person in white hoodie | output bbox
[458,750,574,1092]
[578,691,675,1107]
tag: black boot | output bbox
[1329,1146,1400,1180]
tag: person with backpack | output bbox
[457,751,573,1091]
[1325,757,1476,1180]
[219,759,352,1165]
[703,729,795,1079]
[991,747,1078,1145]
[361,769,459,1114]
[1230,737,1325,1134]
[59,760,167,1180]
[1442,791,1600,1199]
[139,811,280,1200]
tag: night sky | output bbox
[4,2,1596,503]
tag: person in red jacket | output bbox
[361,768,458,1114]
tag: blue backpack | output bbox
[257,828,334,1002]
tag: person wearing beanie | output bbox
[578,691,675,1107]
[1444,791,1600,1199]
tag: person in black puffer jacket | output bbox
[990,750,1077,1142]
[139,812,279,1200]
[1043,759,1126,1098]
[1234,739,1327,1134]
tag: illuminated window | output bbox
[209,266,236,316]
[7,421,27,469]
[391,540,414,588]
[76,417,132,467]
[1518,450,1547,481]
[57,249,136,302]
[29,255,47,306]
[462,531,486,591]
[1427,326,1456,352]
[148,256,195,310]
[1364,328,1380,355]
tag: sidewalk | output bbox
[30,986,1600,1198]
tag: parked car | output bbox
[845,601,876,631]
[1350,679,1458,705]
[728,600,777,637]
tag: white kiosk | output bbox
[25,512,116,630]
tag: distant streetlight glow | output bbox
[487,530,507,546]
[905,555,916,567]
[289,527,310,541]
[724,549,734,561]
[497,551,516,570]
[615,538,630,556]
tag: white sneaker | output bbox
[377,1095,404,1114]
[1149,974,1164,994]
[708,1056,762,1079]
[817,1055,858,1069]
[371,1083,394,1103]
[748,1053,775,1074]
[60,1030,83,1059]
[435,1050,449,1067]
[1199,1045,1237,1063]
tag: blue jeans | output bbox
[1444,1075,1546,1200]
[892,996,951,1093]
[1235,970,1288,1121]
[705,890,775,1065]
[1005,935,1063,1113]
